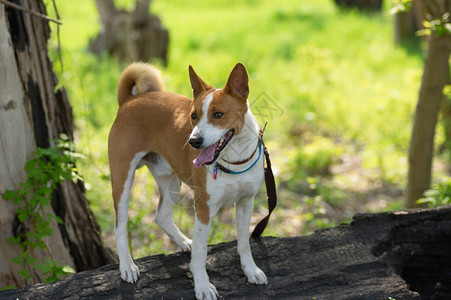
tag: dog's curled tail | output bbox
[117,62,165,106]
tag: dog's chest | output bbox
[205,165,264,207]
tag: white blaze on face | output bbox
[190,91,228,149]
[190,91,234,168]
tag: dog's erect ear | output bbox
[189,65,210,98]
[224,63,249,100]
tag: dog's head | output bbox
[188,63,249,168]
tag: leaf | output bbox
[17,210,28,222]
[11,256,22,265]
[59,133,69,141]
[62,265,75,274]
[54,215,64,225]
[35,241,47,250]
[37,186,53,196]
[2,189,17,201]
[7,236,20,245]
[444,23,451,34]
[24,160,37,171]
[18,269,31,280]
[416,28,431,36]
[47,213,64,225]
[389,0,412,15]
[39,196,51,207]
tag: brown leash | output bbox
[251,123,277,238]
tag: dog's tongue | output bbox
[193,142,218,168]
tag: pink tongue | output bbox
[193,142,219,168]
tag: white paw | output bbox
[177,237,192,252]
[244,266,268,285]
[120,261,140,283]
[195,281,219,300]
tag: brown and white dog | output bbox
[108,63,267,299]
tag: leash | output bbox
[212,122,277,237]
[251,123,277,237]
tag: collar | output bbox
[213,142,262,178]
[221,139,260,165]
[212,122,267,179]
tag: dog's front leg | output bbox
[190,216,218,300]
[236,197,268,285]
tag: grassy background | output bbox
[46,0,434,257]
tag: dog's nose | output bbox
[189,136,203,149]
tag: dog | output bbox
[108,62,267,299]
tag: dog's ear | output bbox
[224,63,249,100]
[189,65,210,98]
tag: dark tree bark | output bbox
[406,0,451,208]
[88,0,169,65]
[3,207,451,299]
[0,0,115,288]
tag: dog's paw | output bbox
[195,281,218,300]
[244,266,268,285]
[120,262,140,283]
[177,238,192,252]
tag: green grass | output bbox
[46,0,428,257]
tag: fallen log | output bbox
[2,206,451,299]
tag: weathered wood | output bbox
[3,207,451,299]
[0,3,39,288]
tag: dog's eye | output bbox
[191,112,198,120]
[213,112,224,119]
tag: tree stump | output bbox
[2,206,451,299]
[88,0,169,65]
[333,0,383,11]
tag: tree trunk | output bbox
[406,33,451,208]
[0,1,115,288]
[394,0,425,44]
[88,0,169,65]
[3,207,451,299]
[394,9,416,44]
[441,77,451,156]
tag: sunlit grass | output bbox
[46,0,426,257]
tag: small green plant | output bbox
[290,136,343,180]
[392,0,451,37]
[303,177,336,231]
[417,12,451,37]
[417,177,451,208]
[2,134,81,286]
